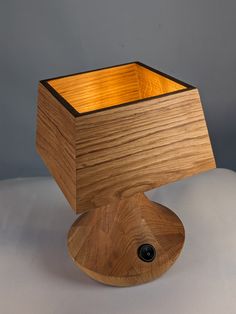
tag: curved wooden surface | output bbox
[67,193,185,286]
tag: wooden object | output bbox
[36,61,216,286]
[68,193,185,286]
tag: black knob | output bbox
[137,244,156,262]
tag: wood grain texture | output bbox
[75,88,215,212]
[36,62,215,286]
[47,63,186,113]
[67,192,185,286]
[37,63,215,213]
[136,63,186,99]
[36,83,77,210]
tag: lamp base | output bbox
[67,193,185,286]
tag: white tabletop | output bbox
[0,169,236,314]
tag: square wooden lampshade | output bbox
[36,62,215,286]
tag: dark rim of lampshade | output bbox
[39,61,196,117]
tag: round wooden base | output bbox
[67,193,185,286]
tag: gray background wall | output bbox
[0,0,235,180]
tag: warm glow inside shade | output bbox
[47,63,187,113]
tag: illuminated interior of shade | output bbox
[47,63,187,113]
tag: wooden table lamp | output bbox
[36,61,215,286]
